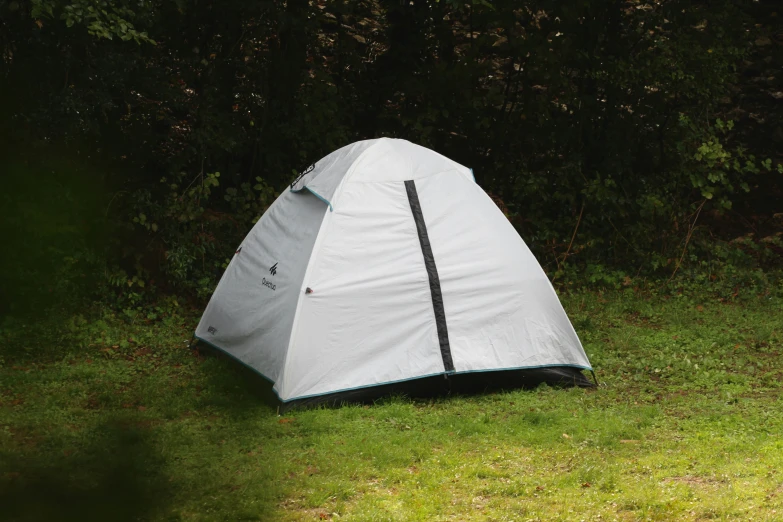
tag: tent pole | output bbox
[590,370,598,386]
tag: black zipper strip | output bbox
[404,180,455,373]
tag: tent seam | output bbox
[277,141,385,400]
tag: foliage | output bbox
[128,169,277,298]
[30,0,155,43]
[1,291,782,519]
[1,0,781,308]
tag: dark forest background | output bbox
[1,0,781,317]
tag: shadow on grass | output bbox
[0,421,173,522]
[194,342,282,414]
[194,340,594,414]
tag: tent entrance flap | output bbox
[404,179,455,373]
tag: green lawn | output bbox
[1,290,782,521]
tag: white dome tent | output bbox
[195,138,593,410]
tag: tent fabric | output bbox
[195,188,326,385]
[195,138,592,404]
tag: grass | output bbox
[1,289,782,521]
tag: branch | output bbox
[666,199,707,285]
[564,202,585,258]
[557,201,586,272]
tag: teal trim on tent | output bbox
[281,363,592,402]
[469,168,476,182]
[290,185,333,211]
[279,371,450,403]
[195,337,592,404]
[453,363,593,375]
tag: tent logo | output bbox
[207,326,217,335]
[290,163,315,188]
[269,262,278,276]
[262,278,276,291]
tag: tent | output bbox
[195,138,593,410]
